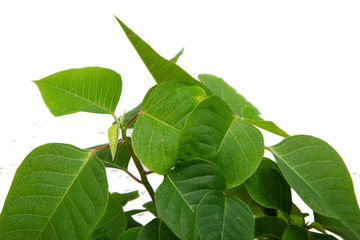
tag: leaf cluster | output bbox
[0,17,359,240]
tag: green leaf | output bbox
[254,216,288,239]
[170,48,184,63]
[34,67,122,116]
[269,135,360,239]
[116,104,141,129]
[112,191,140,207]
[142,201,156,216]
[309,232,339,240]
[125,217,142,230]
[132,81,208,174]
[196,190,254,240]
[178,95,264,188]
[282,225,308,240]
[155,160,226,240]
[108,124,119,159]
[91,193,127,239]
[116,227,142,240]
[245,158,292,217]
[137,218,179,240]
[308,222,327,234]
[314,212,358,240]
[93,140,131,171]
[0,143,108,240]
[115,17,212,95]
[125,209,148,218]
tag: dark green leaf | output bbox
[282,225,308,240]
[115,17,212,95]
[314,212,358,240]
[155,160,226,240]
[309,232,339,240]
[270,135,360,238]
[112,191,140,207]
[34,67,122,116]
[125,217,142,230]
[0,143,108,240]
[124,209,147,218]
[196,190,254,240]
[142,201,156,216]
[91,193,127,239]
[245,158,292,217]
[116,227,141,240]
[308,222,327,234]
[178,95,264,188]
[132,81,207,174]
[255,216,288,239]
[170,48,184,63]
[137,218,179,240]
[94,140,131,171]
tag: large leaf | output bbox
[115,17,212,95]
[269,135,360,239]
[34,67,122,116]
[0,143,108,240]
[178,95,264,188]
[195,190,254,240]
[91,193,127,239]
[137,218,179,240]
[132,81,207,174]
[314,212,358,240]
[245,158,292,217]
[254,216,288,239]
[155,160,226,240]
[93,140,131,171]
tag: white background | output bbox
[1,0,359,227]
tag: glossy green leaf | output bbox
[0,143,108,240]
[137,218,179,240]
[132,81,207,174]
[108,124,119,159]
[93,140,131,171]
[170,48,184,63]
[196,190,254,240]
[283,225,308,240]
[270,135,360,238]
[309,232,339,240]
[178,95,264,188]
[115,17,212,95]
[112,191,139,207]
[245,158,292,217]
[116,227,141,240]
[254,216,288,239]
[91,193,127,239]
[314,212,358,240]
[34,67,122,116]
[155,160,226,240]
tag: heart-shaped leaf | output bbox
[0,143,108,240]
[269,135,360,239]
[196,190,254,240]
[178,95,264,188]
[137,218,179,240]
[34,67,122,116]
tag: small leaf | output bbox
[308,222,327,234]
[254,216,288,239]
[112,191,140,207]
[0,143,108,240]
[269,135,360,238]
[137,218,179,240]
[170,48,184,63]
[245,158,292,217]
[116,227,142,240]
[115,17,212,95]
[115,103,141,129]
[108,124,119,159]
[34,67,122,116]
[196,190,254,240]
[125,217,142,230]
[178,95,264,188]
[282,225,308,240]
[132,81,208,174]
[142,201,156,216]
[155,160,226,240]
[93,140,131,171]
[91,193,127,240]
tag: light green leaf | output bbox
[314,212,358,240]
[93,140,131,171]
[108,124,119,159]
[34,67,122,116]
[155,160,226,240]
[245,158,292,217]
[178,95,264,188]
[112,191,140,207]
[116,227,141,240]
[0,143,108,240]
[137,218,179,240]
[269,135,360,239]
[282,225,308,240]
[91,193,127,240]
[170,48,184,63]
[254,216,288,239]
[196,190,254,240]
[115,17,212,95]
[132,81,207,174]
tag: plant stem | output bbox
[125,112,139,129]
